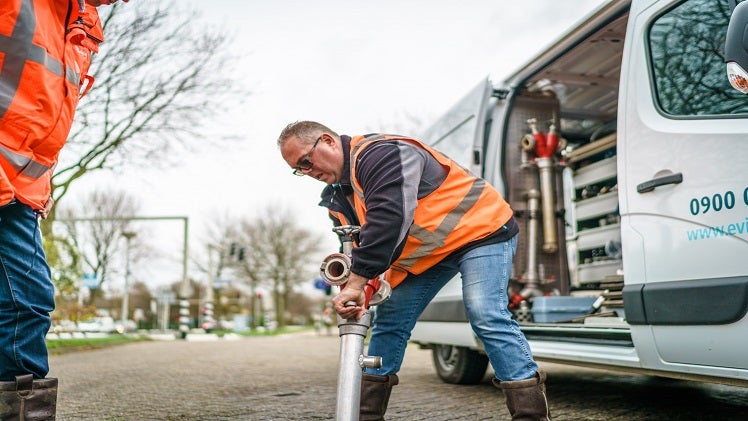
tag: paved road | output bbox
[49,331,748,420]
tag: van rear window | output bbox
[648,0,748,116]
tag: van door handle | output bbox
[636,172,683,193]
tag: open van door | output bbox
[420,78,494,176]
[619,0,748,374]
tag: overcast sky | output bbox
[69,0,607,292]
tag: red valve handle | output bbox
[363,278,382,308]
[341,278,382,308]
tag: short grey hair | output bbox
[277,121,339,147]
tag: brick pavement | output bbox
[49,331,507,420]
[49,331,748,420]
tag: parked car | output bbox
[77,317,117,333]
[49,320,76,334]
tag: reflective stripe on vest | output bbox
[0,0,80,118]
[349,134,511,280]
[0,145,52,179]
[397,177,487,267]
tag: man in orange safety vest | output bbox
[279,121,551,421]
[0,1,128,419]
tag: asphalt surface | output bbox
[49,331,748,420]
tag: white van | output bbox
[410,0,748,387]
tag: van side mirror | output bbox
[726,0,748,93]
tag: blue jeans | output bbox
[365,236,538,381]
[0,201,54,381]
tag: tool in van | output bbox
[521,118,565,254]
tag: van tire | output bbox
[431,345,489,384]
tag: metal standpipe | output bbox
[320,225,390,421]
[336,310,379,421]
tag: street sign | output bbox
[213,278,232,289]
[156,290,176,304]
[313,278,328,290]
[83,273,98,289]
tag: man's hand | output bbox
[332,273,368,320]
[37,197,54,219]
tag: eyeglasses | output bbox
[292,137,321,176]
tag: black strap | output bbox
[15,374,33,396]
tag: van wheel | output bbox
[431,345,489,384]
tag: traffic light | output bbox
[229,243,246,261]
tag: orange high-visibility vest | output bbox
[0,0,104,210]
[349,134,514,288]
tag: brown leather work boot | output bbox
[0,374,58,421]
[359,373,399,421]
[493,370,551,421]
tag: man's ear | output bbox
[321,133,338,149]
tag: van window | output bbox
[648,0,748,116]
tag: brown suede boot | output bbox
[493,370,551,421]
[0,375,57,421]
[359,373,399,421]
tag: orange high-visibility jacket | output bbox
[349,134,514,288]
[0,0,104,210]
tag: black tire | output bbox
[431,344,489,385]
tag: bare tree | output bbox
[255,206,324,328]
[214,219,265,329]
[206,205,324,329]
[193,213,241,283]
[55,189,147,305]
[50,0,246,217]
[129,280,154,328]
[285,290,324,325]
[40,0,244,300]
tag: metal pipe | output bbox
[523,189,540,284]
[323,225,390,421]
[523,118,560,254]
[336,311,374,421]
[511,189,547,307]
[537,157,559,253]
[179,217,190,339]
[121,231,136,330]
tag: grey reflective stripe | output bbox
[350,134,389,201]
[66,66,80,86]
[0,145,52,179]
[397,178,487,269]
[0,0,76,119]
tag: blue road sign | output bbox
[83,273,98,289]
[313,278,328,290]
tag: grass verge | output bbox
[46,325,315,354]
[46,335,150,355]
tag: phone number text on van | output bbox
[689,187,748,216]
